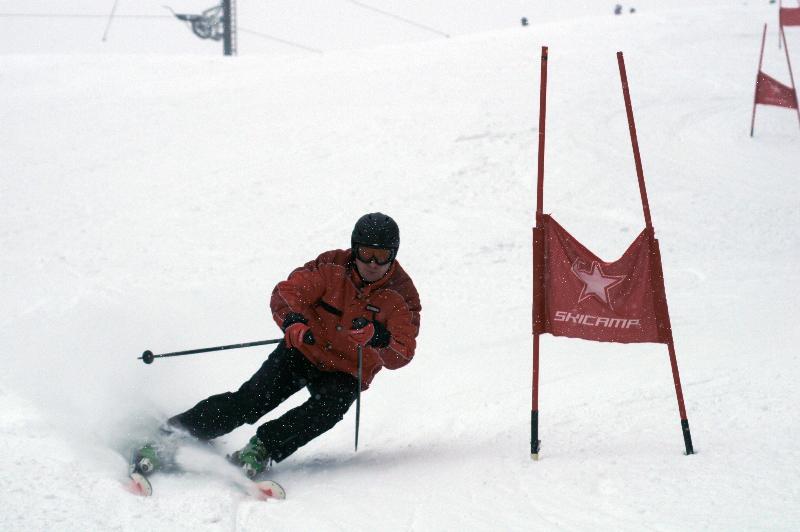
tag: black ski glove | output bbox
[368,320,391,348]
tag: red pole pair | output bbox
[751,24,800,136]
[531,48,694,459]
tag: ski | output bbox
[126,469,285,500]
[126,447,285,500]
[239,479,286,500]
[127,471,153,496]
[126,447,155,496]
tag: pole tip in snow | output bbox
[141,350,155,364]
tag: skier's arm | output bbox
[270,265,327,329]
[372,299,420,370]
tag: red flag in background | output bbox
[535,215,671,344]
[755,71,799,108]
[780,7,800,27]
[750,23,800,135]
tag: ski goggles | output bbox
[355,245,396,265]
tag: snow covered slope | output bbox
[2,1,799,530]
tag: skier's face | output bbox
[355,253,391,282]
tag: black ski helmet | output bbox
[351,212,400,256]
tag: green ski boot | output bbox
[131,443,167,476]
[130,422,189,476]
[229,436,271,479]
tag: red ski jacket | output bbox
[270,249,421,389]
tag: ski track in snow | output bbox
[2,1,800,530]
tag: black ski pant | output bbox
[169,343,358,462]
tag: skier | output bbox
[134,212,421,479]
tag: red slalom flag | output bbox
[755,71,799,108]
[780,7,800,27]
[530,49,694,459]
[534,215,671,344]
[750,24,800,135]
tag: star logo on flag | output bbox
[570,259,625,310]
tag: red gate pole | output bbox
[531,45,548,460]
[617,52,694,455]
[536,47,548,215]
[651,237,695,455]
[617,52,653,230]
[752,24,768,137]
[780,26,800,128]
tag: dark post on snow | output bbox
[222,0,237,56]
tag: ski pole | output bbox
[139,338,283,365]
[101,0,121,42]
[355,343,362,452]
[351,317,368,452]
